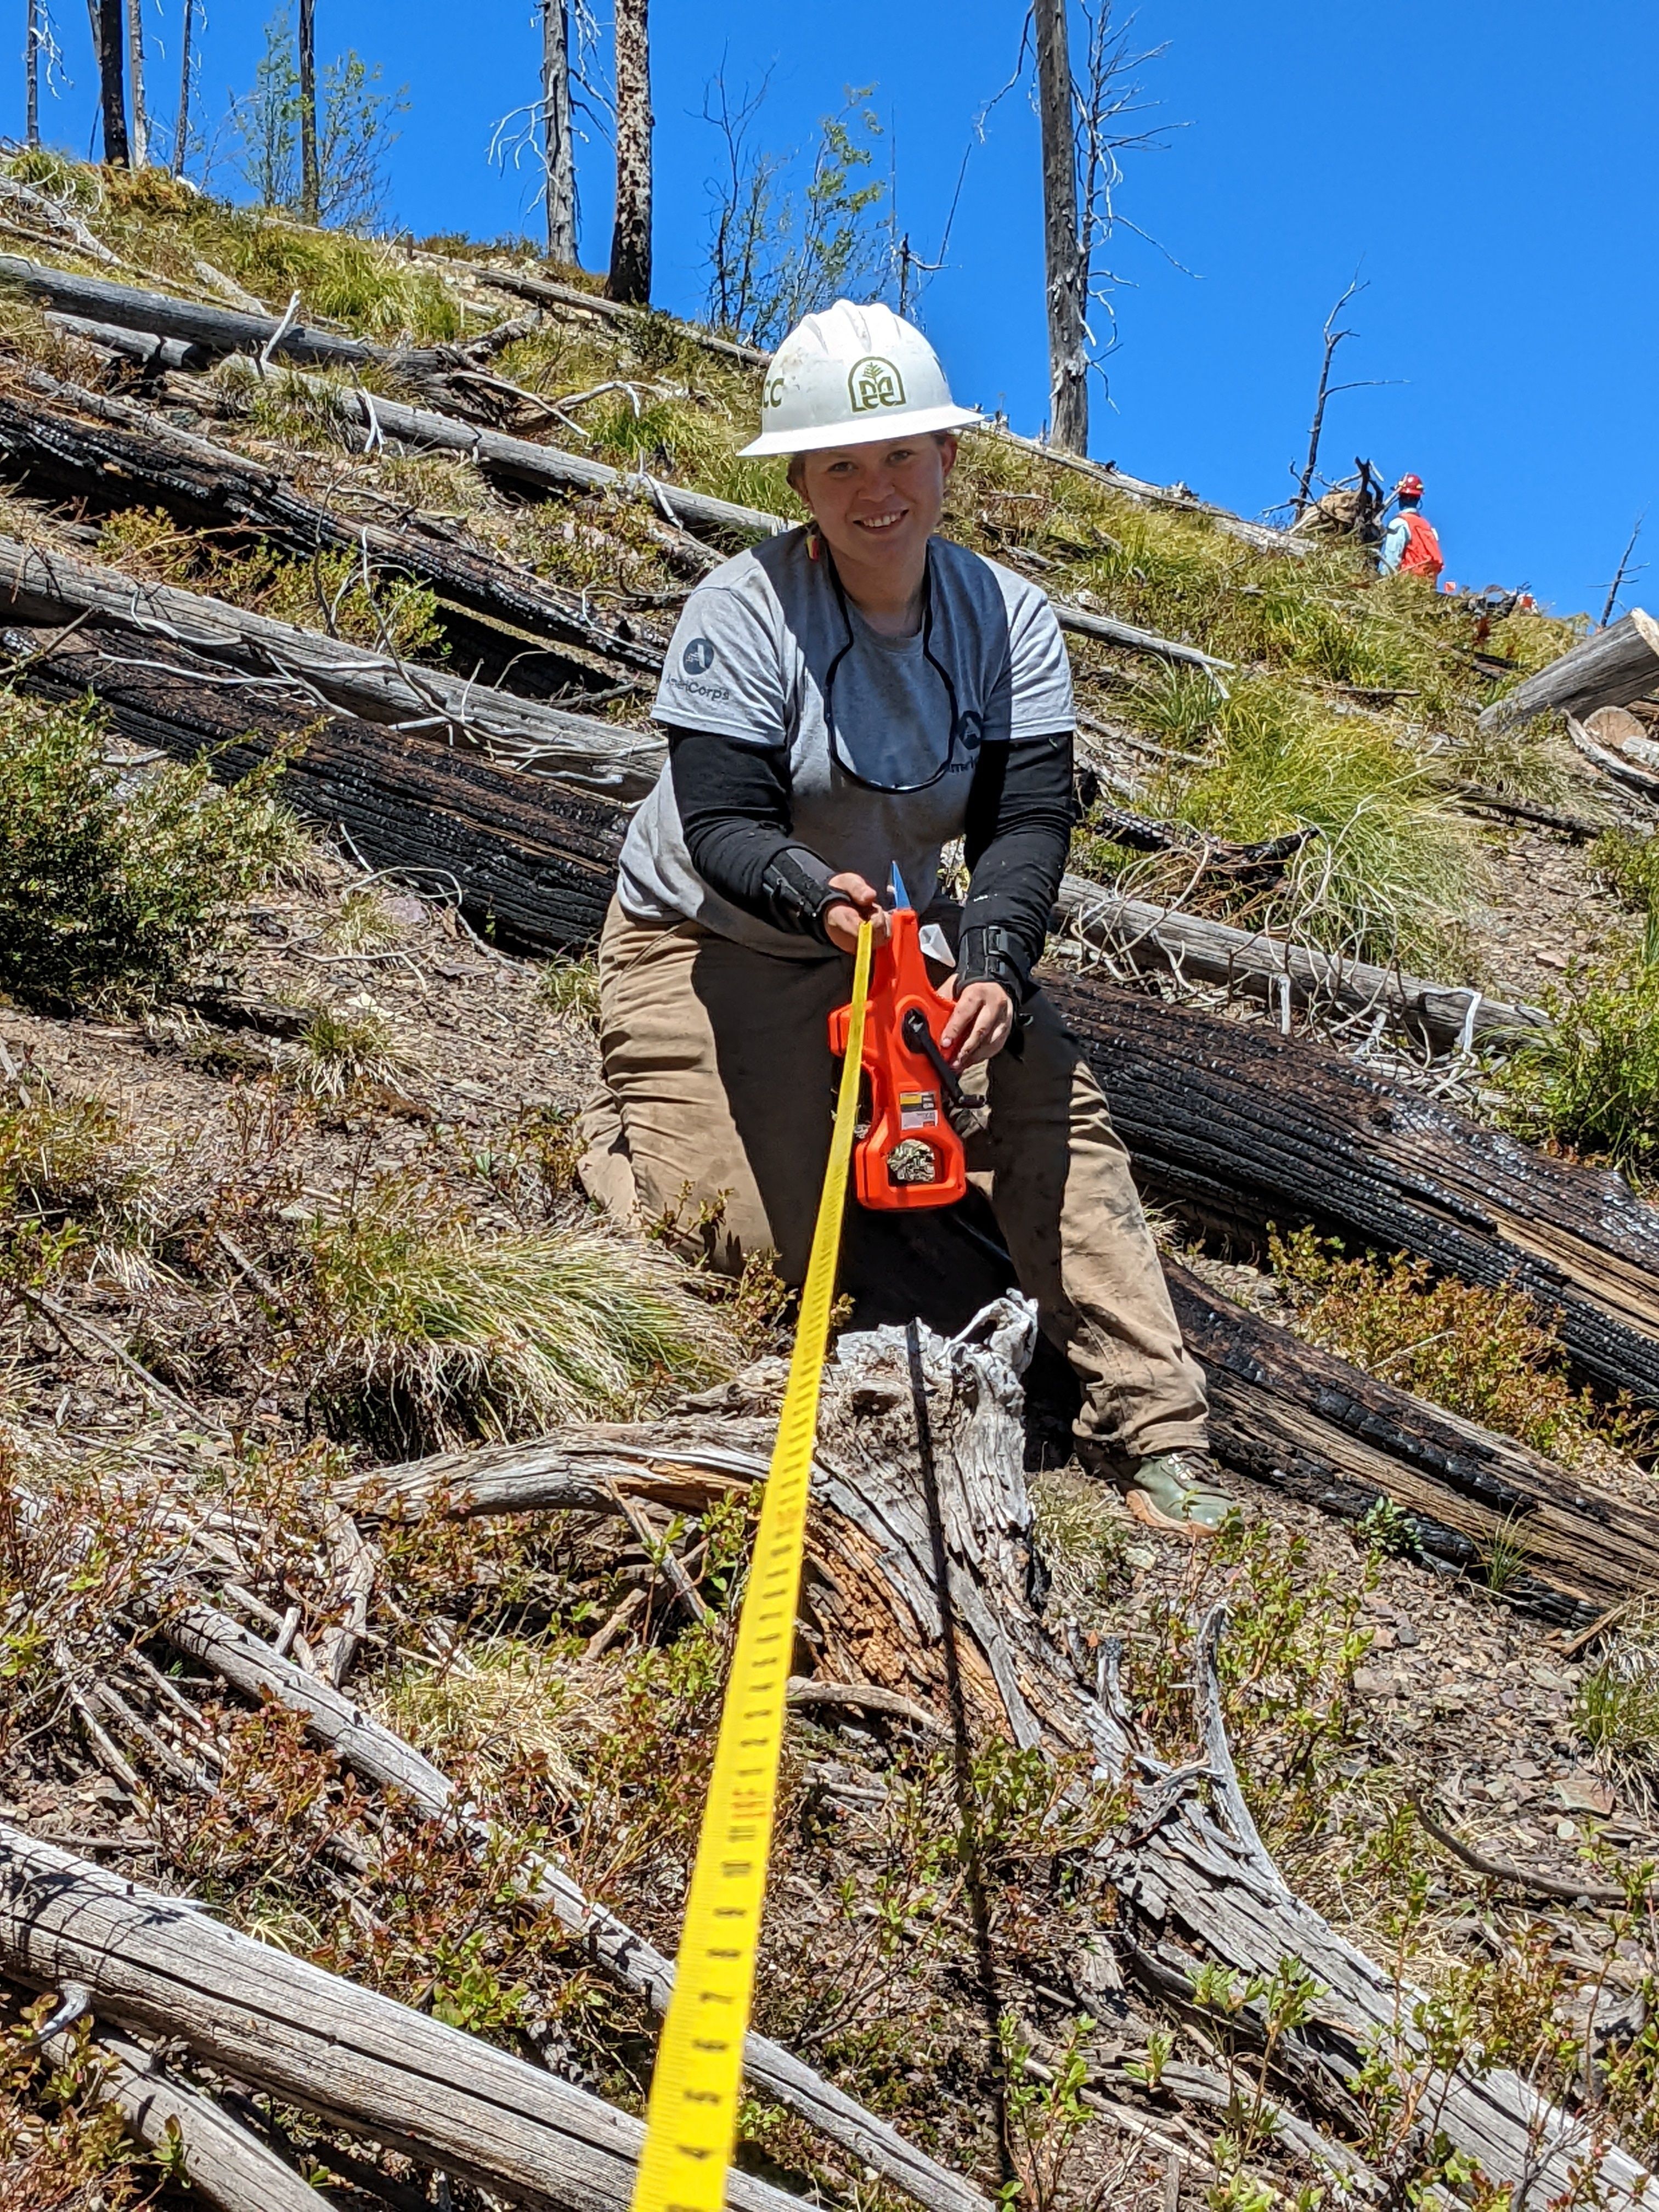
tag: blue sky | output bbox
[10,0,1655,617]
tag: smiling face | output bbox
[792,434,958,608]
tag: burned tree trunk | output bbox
[1046,971,1659,1411]
[96,0,128,165]
[1479,607,1659,734]
[606,0,652,306]
[1166,1263,1659,1624]
[297,0,319,224]
[1034,0,1087,454]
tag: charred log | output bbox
[0,367,665,684]
[1045,972,1659,1411]
[1166,1262,1659,1624]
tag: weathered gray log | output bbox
[35,2014,335,2212]
[270,371,790,543]
[802,1308,1657,2208]
[0,252,485,375]
[1045,971,1659,1411]
[463,261,770,369]
[48,312,214,373]
[4,620,623,950]
[1053,873,1550,1051]
[1166,1262,1659,1625]
[1478,608,1659,733]
[1567,712,1659,800]
[0,533,663,798]
[0,364,665,679]
[986,424,1310,557]
[162,1602,993,2212]
[0,1825,807,2212]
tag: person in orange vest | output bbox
[1378,472,1445,583]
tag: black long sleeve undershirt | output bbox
[666,721,1077,995]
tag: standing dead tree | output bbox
[1034,0,1086,453]
[1600,512,1646,629]
[1292,275,1395,514]
[541,0,577,262]
[172,0,194,170]
[122,0,145,161]
[606,0,651,304]
[297,0,319,223]
[1030,0,1169,455]
[95,0,128,165]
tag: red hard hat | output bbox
[1395,472,1424,498]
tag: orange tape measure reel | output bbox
[827,866,968,1212]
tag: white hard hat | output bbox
[740,298,984,458]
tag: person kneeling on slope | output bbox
[578,298,1228,1536]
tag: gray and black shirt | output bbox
[618,527,1076,994]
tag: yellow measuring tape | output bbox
[630,921,873,2212]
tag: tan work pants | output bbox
[579,900,1207,1464]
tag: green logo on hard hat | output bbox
[848,356,906,413]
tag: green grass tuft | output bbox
[296,1180,735,1450]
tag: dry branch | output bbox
[161,1603,995,2212]
[0,1824,810,2212]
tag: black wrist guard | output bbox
[956,923,1034,1005]
[759,845,840,942]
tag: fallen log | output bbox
[1478,608,1659,735]
[0,251,478,378]
[162,1602,992,2212]
[5,622,622,950]
[241,369,791,544]
[462,261,771,370]
[49,313,215,373]
[0,532,663,798]
[0,365,666,681]
[1044,972,1659,1410]
[0,1825,809,2212]
[1567,712,1659,800]
[1165,1262,1659,1625]
[33,2012,335,2212]
[986,425,1311,559]
[1052,874,1550,1051]
[340,1310,1659,2209]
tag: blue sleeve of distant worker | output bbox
[1378,517,1409,574]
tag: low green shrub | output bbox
[1593,827,1659,924]
[1491,951,1659,1177]
[1270,1226,1638,1461]
[0,693,299,1007]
